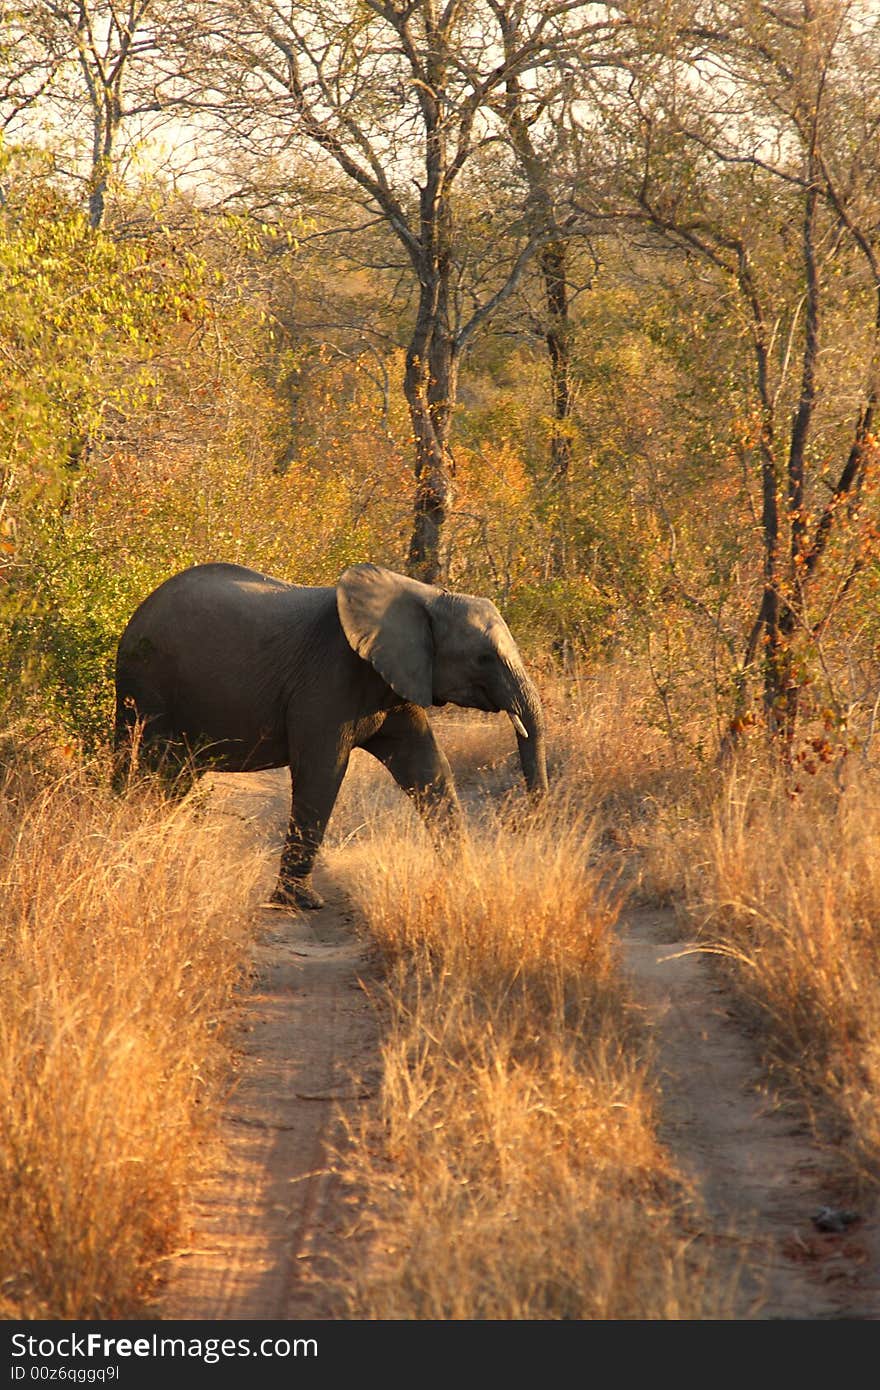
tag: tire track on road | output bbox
[160,862,379,1321]
[621,906,880,1319]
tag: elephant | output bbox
[113,561,548,909]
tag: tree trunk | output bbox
[542,241,573,484]
[404,280,456,585]
[86,90,122,230]
[770,178,822,744]
[406,416,454,585]
[540,239,573,575]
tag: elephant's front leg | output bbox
[361,706,465,858]
[271,750,350,911]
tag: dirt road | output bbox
[160,761,880,1320]
[622,907,880,1319]
[161,774,378,1322]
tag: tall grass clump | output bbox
[0,750,264,1317]
[541,661,708,904]
[684,765,880,1190]
[331,784,714,1319]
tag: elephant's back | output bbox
[116,563,339,702]
[119,563,333,644]
[123,562,294,622]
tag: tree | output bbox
[606,0,880,746]
[186,0,595,581]
[1,2,186,227]
[493,1,629,573]
[494,0,579,572]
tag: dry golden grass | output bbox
[0,752,265,1317]
[682,762,880,1190]
[326,735,717,1319]
[0,658,722,1322]
[533,660,711,909]
[545,661,675,803]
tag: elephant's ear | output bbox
[336,563,435,706]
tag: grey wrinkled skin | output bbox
[113,561,548,910]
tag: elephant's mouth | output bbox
[439,685,496,713]
[475,687,527,734]
[437,684,535,750]
[475,684,527,733]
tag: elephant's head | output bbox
[337,563,549,795]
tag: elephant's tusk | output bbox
[509,711,529,739]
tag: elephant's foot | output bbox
[268,879,325,912]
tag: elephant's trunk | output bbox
[503,665,549,796]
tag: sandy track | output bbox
[622,907,880,1319]
[161,775,379,1321]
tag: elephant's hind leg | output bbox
[112,681,190,794]
[112,684,160,791]
[361,706,464,856]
